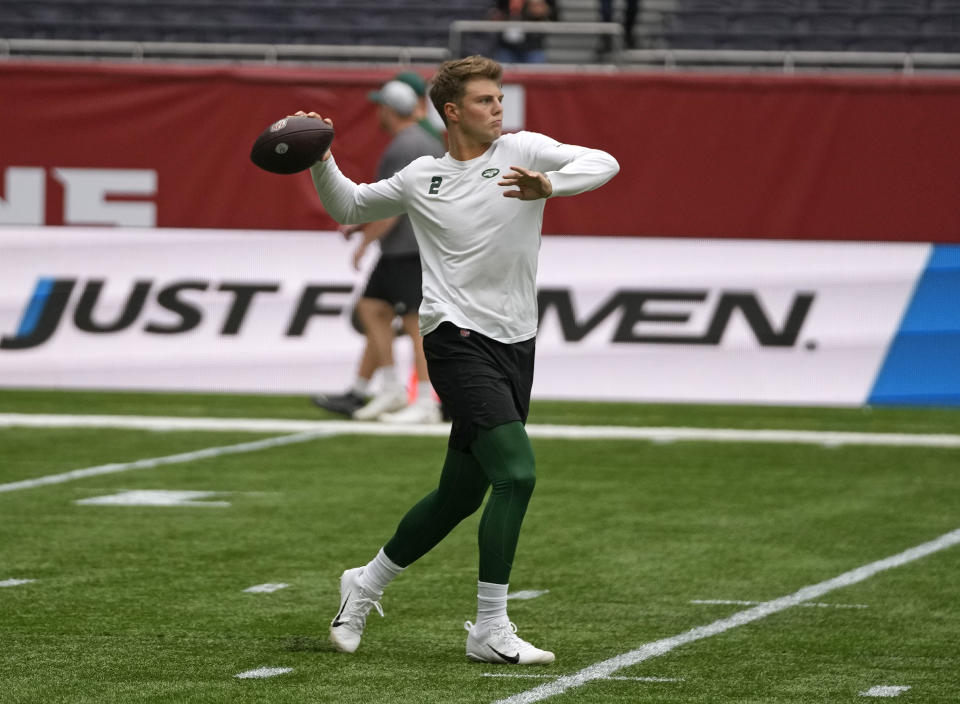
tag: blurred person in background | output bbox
[491,0,557,64]
[311,78,445,423]
[392,70,446,145]
[299,54,618,664]
[600,0,639,55]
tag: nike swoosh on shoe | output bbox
[489,646,520,664]
[331,593,350,627]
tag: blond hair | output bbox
[429,55,503,126]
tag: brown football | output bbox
[250,116,334,174]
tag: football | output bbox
[249,116,335,174]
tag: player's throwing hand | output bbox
[499,166,553,200]
[293,111,334,161]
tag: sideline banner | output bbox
[2,227,954,406]
[0,227,369,394]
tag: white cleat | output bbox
[329,567,384,653]
[464,620,555,665]
[380,401,443,424]
[352,386,408,421]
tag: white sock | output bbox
[359,548,405,596]
[477,581,509,626]
[379,366,400,390]
[416,381,435,404]
[351,377,370,396]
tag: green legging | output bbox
[383,421,535,584]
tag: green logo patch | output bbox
[481,168,500,178]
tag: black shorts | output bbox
[423,322,536,450]
[362,253,422,316]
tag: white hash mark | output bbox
[235,667,293,679]
[508,589,550,601]
[243,583,290,593]
[0,578,37,587]
[860,685,912,697]
[75,490,230,507]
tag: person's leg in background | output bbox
[624,0,640,48]
[380,311,442,423]
[310,318,378,417]
[598,0,640,54]
[351,295,408,420]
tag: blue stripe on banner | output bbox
[869,245,960,406]
[16,278,56,338]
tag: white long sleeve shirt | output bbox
[311,130,619,343]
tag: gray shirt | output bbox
[376,124,445,257]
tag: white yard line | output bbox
[0,431,328,494]
[691,599,868,609]
[491,526,960,704]
[0,413,446,436]
[3,413,960,448]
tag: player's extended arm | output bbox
[503,138,619,201]
[542,145,619,198]
[296,111,405,225]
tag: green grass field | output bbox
[1,390,959,703]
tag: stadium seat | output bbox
[802,11,860,35]
[666,12,732,33]
[860,14,922,36]
[681,0,741,10]
[922,12,960,34]
[745,0,807,10]
[735,12,795,35]
[636,0,960,56]
[0,0,491,47]
[867,0,925,10]
[815,0,867,9]
[4,0,960,62]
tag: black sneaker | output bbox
[310,391,368,417]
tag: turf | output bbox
[1,390,959,703]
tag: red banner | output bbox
[2,61,959,242]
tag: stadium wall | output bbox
[2,61,960,241]
[1,62,958,405]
